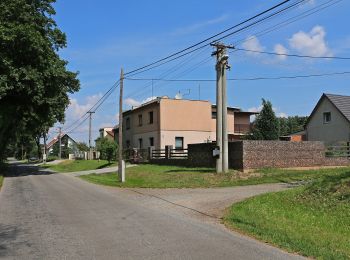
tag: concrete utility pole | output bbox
[58,127,62,160]
[211,42,233,173]
[118,68,125,182]
[87,111,95,160]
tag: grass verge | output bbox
[42,159,117,172]
[224,169,350,259]
[79,164,350,188]
[0,162,7,189]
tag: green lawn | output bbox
[42,160,117,172]
[79,164,350,188]
[0,162,7,189]
[224,169,350,259]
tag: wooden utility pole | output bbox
[118,68,125,182]
[211,42,233,173]
[87,111,95,160]
[58,127,62,160]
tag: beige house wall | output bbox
[307,98,350,144]
[160,130,214,149]
[121,97,253,149]
[160,99,212,131]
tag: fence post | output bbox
[165,145,173,159]
[149,146,154,160]
[347,142,350,159]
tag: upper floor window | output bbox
[149,111,154,124]
[323,112,331,124]
[138,114,143,126]
[126,117,130,130]
[211,111,217,119]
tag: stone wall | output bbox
[150,140,350,170]
[241,141,325,169]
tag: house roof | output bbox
[306,93,350,126]
[106,130,114,137]
[46,133,77,149]
[325,93,350,122]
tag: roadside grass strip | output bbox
[79,164,350,188]
[42,159,117,172]
[224,170,350,259]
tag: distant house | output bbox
[305,93,350,144]
[113,97,257,150]
[47,133,79,158]
[99,127,114,141]
[279,130,307,142]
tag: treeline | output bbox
[249,99,308,140]
[0,0,80,160]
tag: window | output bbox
[126,117,130,130]
[138,138,143,149]
[323,112,331,124]
[138,114,143,126]
[175,137,184,150]
[149,111,154,124]
[211,111,217,119]
[149,137,154,147]
[126,140,130,148]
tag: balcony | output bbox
[234,124,251,134]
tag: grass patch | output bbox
[42,160,117,172]
[79,164,350,188]
[0,162,7,189]
[224,169,350,259]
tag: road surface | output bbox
[0,163,304,260]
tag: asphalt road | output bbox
[0,163,305,260]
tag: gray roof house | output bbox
[306,93,350,144]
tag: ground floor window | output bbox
[149,137,154,147]
[138,138,143,149]
[175,137,184,150]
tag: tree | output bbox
[77,142,89,152]
[0,0,80,160]
[96,137,118,163]
[250,99,279,140]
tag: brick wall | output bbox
[150,141,350,170]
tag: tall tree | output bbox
[0,0,80,160]
[250,99,279,140]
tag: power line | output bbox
[236,48,350,60]
[62,81,119,132]
[122,0,342,103]
[125,71,350,82]
[124,0,305,76]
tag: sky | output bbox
[49,0,350,144]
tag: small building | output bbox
[99,127,114,141]
[46,133,80,159]
[114,97,257,150]
[305,93,350,144]
[279,130,307,142]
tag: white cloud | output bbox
[247,105,288,118]
[288,26,332,57]
[124,98,141,107]
[242,36,265,55]
[67,94,103,119]
[124,96,157,108]
[274,44,288,61]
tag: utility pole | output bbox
[211,42,233,173]
[118,68,125,182]
[58,127,62,160]
[87,111,95,160]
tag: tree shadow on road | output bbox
[4,162,56,177]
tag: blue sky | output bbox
[50,0,350,143]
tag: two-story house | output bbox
[114,97,256,150]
